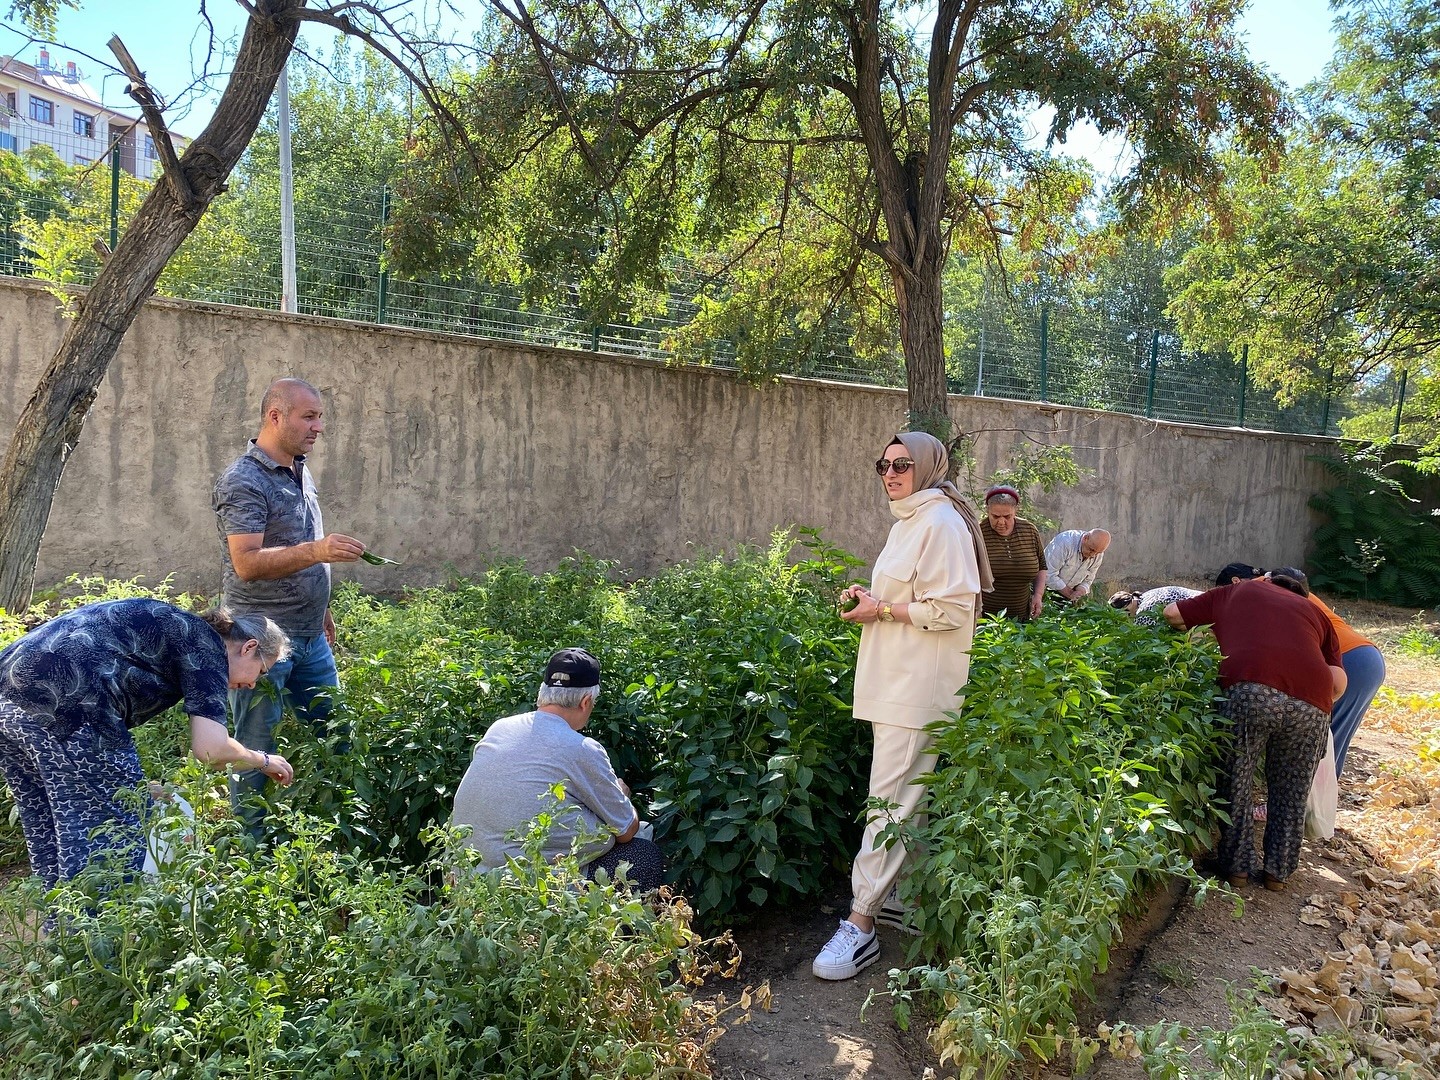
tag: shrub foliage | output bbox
[1307,448,1440,606]
[0,801,715,1079]
[891,606,1228,1076]
[281,531,866,927]
[1,543,1236,1077]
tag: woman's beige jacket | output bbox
[853,487,981,729]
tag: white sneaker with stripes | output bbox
[813,919,880,980]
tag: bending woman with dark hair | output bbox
[0,599,295,887]
[1163,574,1345,890]
[1110,585,1200,628]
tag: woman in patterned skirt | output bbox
[1163,573,1346,891]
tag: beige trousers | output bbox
[850,721,937,917]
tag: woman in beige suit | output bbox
[813,431,989,981]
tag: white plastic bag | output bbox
[1304,730,1338,841]
[142,789,196,876]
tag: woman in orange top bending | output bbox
[1271,567,1386,778]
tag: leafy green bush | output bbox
[627,531,867,922]
[890,606,1228,1077]
[1307,447,1440,606]
[278,531,865,926]
[1,540,863,928]
[0,791,715,1080]
[1108,981,1419,1080]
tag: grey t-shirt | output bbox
[213,441,330,636]
[451,710,636,869]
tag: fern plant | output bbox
[1307,446,1440,606]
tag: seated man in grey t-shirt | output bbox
[450,647,664,889]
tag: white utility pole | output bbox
[277,62,297,314]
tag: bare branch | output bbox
[107,34,198,208]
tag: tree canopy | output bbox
[0,0,445,611]
[1167,0,1439,466]
[390,0,1285,434]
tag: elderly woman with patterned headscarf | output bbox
[814,431,992,981]
[978,485,1047,621]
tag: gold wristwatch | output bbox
[878,603,895,623]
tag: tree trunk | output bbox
[893,257,951,437]
[844,0,957,441]
[0,2,302,613]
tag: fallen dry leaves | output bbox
[1264,688,1440,1078]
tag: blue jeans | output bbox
[1331,644,1386,778]
[229,633,339,832]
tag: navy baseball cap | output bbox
[542,647,601,688]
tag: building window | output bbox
[73,112,94,137]
[144,134,156,159]
[3,91,15,115]
[0,132,16,152]
[73,154,90,166]
[29,95,54,125]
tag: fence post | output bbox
[1238,344,1248,427]
[1393,369,1408,437]
[1038,305,1049,401]
[590,325,601,350]
[1145,329,1159,417]
[375,186,389,325]
[1320,362,1334,435]
[108,145,120,251]
[975,315,986,396]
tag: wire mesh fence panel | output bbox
[0,160,1363,438]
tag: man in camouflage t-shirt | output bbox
[213,378,365,829]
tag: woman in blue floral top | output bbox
[0,599,294,886]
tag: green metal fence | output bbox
[1,151,1395,438]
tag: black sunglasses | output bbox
[875,457,916,475]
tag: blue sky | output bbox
[3,0,1341,146]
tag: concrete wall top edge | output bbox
[2,274,1342,448]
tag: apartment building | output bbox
[1,48,187,179]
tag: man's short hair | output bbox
[537,684,600,710]
[260,378,321,425]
